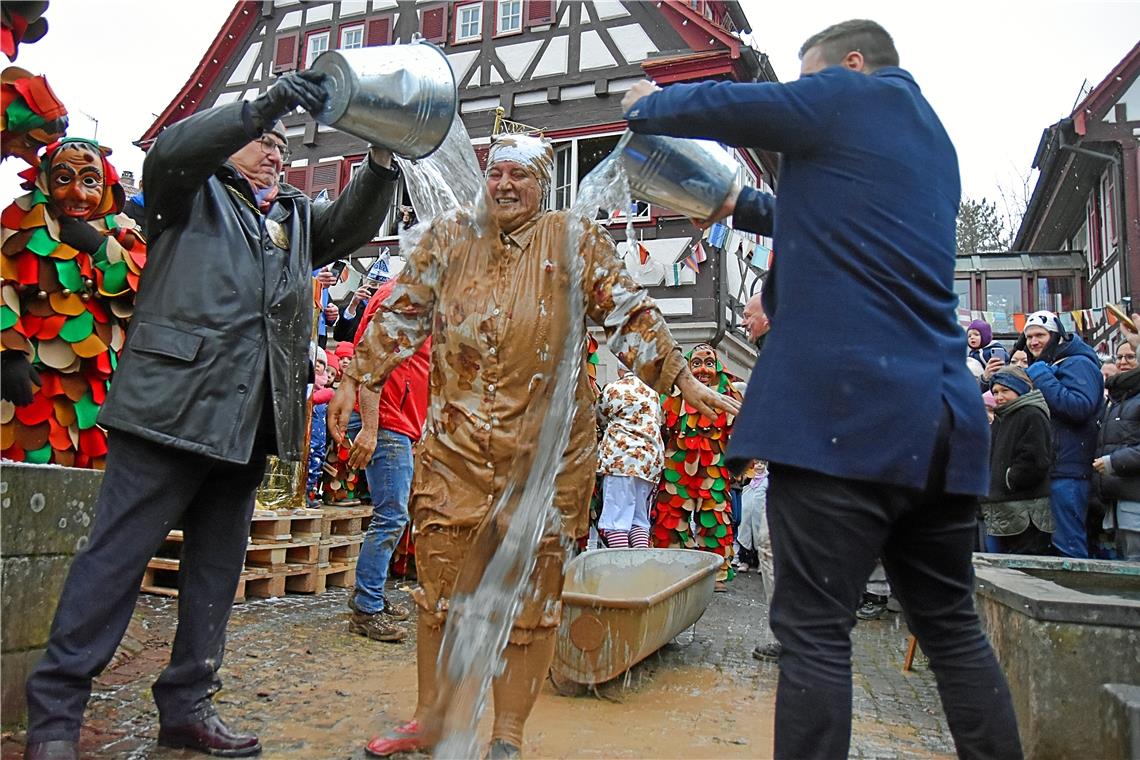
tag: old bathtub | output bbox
[551,548,722,688]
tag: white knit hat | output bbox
[1024,310,1061,334]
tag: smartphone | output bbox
[329,260,347,278]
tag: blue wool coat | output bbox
[1026,335,1104,479]
[626,66,989,495]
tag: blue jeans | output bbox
[353,428,413,614]
[1050,477,1090,558]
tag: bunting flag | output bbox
[959,307,1128,336]
[694,241,707,263]
[681,251,701,273]
[1013,313,1028,333]
[638,241,650,265]
[707,222,729,248]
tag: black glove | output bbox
[57,214,106,254]
[248,70,329,130]
[1,353,40,406]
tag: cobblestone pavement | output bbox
[3,563,955,759]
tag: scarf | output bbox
[993,389,1050,419]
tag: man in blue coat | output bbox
[1021,310,1104,557]
[622,19,1021,759]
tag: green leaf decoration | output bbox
[58,311,95,343]
[0,305,17,330]
[663,469,681,483]
[25,444,52,464]
[74,391,101,430]
[714,524,727,538]
[55,259,84,291]
[26,227,59,256]
[99,261,128,294]
[699,511,717,528]
[704,535,719,548]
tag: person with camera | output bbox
[24,70,399,760]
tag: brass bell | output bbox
[62,288,72,296]
[80,292,91,302]
[36,290,47,299]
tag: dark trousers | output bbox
[25,430,268,743]
[767,414,1022,759]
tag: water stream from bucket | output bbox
[393,118,635,757]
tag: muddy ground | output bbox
[3,569,954,759]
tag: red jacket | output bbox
[353,280,430,440]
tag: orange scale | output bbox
[34,315,65,340]
[78,427,108,457]
[48,417,72,451]
[16,314,41,338]
[89,379,106,405]
[49,292,86,317]
[38,372,65,399]
[13,394,52,425]
[86,298,109,324]
[52,399,76,427]
[128,247,147,270]
[71,333,107,359]
[1,204,26,228]
[15,251,39,285]
[49,244,81,262]
[126,271,139,291]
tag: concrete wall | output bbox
[1,463,102,728]
[975,563,1140,759]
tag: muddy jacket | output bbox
[346,210,685,538]
[99,102,397,463]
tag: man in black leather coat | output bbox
[24,71,399,760]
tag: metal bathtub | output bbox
[552,549,722,687]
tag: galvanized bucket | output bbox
[311,41,456,160]
[617,130,741,223]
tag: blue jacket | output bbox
[626,66,989,495]
[1026,335,1104,479]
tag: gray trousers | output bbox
[25,430,267,742]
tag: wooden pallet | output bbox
[320,505,372,537]
[286,562,357,595]
[162,530,320,569]
[141,558,254,603]
[318,535,363,565]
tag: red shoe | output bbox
[365,720,427,757]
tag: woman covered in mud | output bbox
[329,134,738,758]
[654,344,743,590]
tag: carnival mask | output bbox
[49,142,104,219]
[689,345,720,388]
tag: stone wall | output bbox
[1,463,102,728]
[975,562,1140,759]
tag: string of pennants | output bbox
[657,222,774,286]
[956,307,1127,334]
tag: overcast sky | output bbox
[3,0,1138,234]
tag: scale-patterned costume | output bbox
[1,139,146,467]
[653,347,742,581]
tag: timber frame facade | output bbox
[1014,41,1140,354]
[139,0,780,378]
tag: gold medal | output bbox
[265,218,290,249]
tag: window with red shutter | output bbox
[284,166,309,192]
[366,16,392,46]
[526,0,554,26]
[310,161,342,200]
[421,5,447,43]
[274,33,299,73]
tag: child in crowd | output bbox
[306,347,335,506]
[981,365,1054,554]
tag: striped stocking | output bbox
[628,526,650,548]
[603,529,630,548]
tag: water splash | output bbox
[434,153,634,758]
[393,118,635,756]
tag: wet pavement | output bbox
[3,563,954,759]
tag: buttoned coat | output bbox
[99,102,396,463]
[626,66,989,495]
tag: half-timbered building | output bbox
[140,1,780,377]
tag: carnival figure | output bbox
[654,343,743,589]
[1,138,146,467]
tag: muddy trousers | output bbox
[413,615,557,748]
[25,430,266,743]
[766,432,1022,757]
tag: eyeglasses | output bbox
[1117,352,1137,362]
[257,134,291,162]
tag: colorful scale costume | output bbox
[653,347,742,579]
[1,139,146,467]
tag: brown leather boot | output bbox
[348,610,406,642]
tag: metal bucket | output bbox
[311,41,456,160]
[617,130,741,223]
